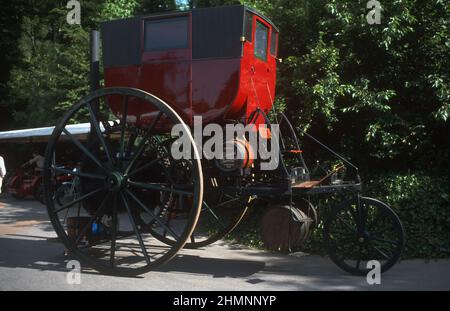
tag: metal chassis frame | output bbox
[216,108,363,199]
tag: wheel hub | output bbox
[106,172,126,191]
[358,231,370,243]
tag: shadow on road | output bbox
[158,254,266,278]
[0,234,268,279]
[0,235,103,276]
[0,232,346,285]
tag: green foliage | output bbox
[8,14,90,126]
[364,173,450,258]
[103,0,140,19]
[139,0,177,14]
[6,1,142,127]
[242,0,450,170]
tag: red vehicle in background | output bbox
[7,166,74,204]
[7,167,43,202]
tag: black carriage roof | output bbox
[101,5,278,68]
[138,5,279,32]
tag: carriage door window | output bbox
[145,17,189,51]
[270,28,278,56]
[254,20,269,61]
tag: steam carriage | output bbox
[43,5,405,276]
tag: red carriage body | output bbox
[101,5,279,126]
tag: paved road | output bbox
[0,196,449,291]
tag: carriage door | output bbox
[249,15,277,119]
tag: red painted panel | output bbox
[191,58,241,124]
[105,58,242,127]
[104,63,191,128]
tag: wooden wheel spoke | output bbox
[346,204,357,219]
[371,236,398,246]
[62,128,108,172]
[372,245,391,260]
[163,217,171,238]
[126,190,180,240]
[336,215,356,233]
[343,205,360,231]
[127,153,169,178]
[367,211,384,231]
[51,166,106,180]
[125,131,137,158]
[54,186,105,213]
[120,192,151,265]
[86,102,114,165]
[128,180,193,196]
[350,202,366,233]
[203,201,226,229]
[110,193,118,267]
[125,111,163,174]
[356,255,362,270]
[358,203,369,232]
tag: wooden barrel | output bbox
[260,205,310,253]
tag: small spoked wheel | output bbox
[43,87,203,275]
[324,196,405,276]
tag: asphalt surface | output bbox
[0,195,449,291]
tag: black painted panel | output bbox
[101,17,142,68]
[192,6,245,59]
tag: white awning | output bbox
[0,123,92,143]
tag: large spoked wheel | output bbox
[324,196,405,276]
[43,87,203,275]
[139,172,250,249]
